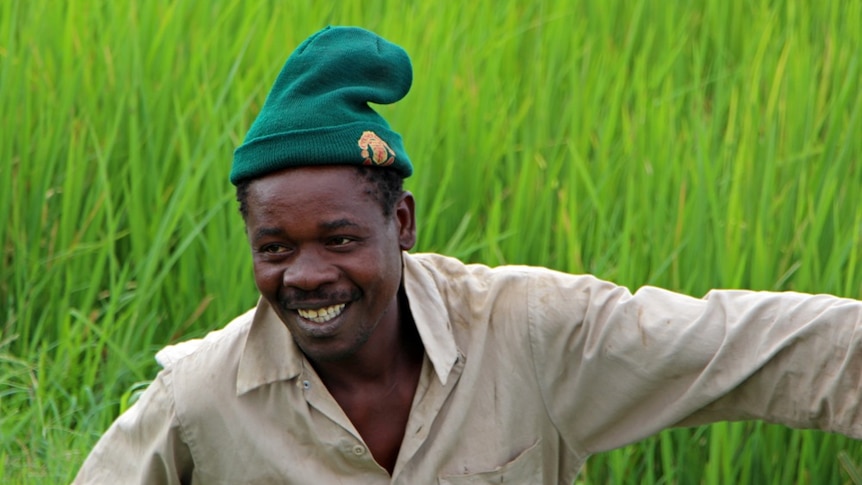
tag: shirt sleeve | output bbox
[526,270,862,455]
[72,369,193,485]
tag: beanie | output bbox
[230,26,414,185]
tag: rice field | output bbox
[1,0,861,483]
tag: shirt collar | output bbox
[236,252,460,396]
[236,297,303,395]
[401,251,460,385]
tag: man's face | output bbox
[244,166,416,363]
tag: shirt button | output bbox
[352,445,366,456]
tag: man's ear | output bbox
[395,191,416,250]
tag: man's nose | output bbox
[282,248,339,290]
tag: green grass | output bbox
[1,0,860,483]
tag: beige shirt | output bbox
[74,252,862,484]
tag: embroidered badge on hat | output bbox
[358,131,396,167]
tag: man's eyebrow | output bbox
[252,220,359,240]
[252,226,285,241]
[320,218,360,231]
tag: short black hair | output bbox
[235,167,404,220]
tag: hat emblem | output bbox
[358,131,396,167]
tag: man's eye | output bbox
[261,244,289,254]
[328,237,353,247]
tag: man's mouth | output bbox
[296,303,347,324]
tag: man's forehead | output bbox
[248,165,366,193]
[245,167,380,217]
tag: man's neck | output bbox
[310,290,424,391]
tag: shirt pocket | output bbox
[437,440,542,484]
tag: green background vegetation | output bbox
[1,0,861,483]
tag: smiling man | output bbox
[241,165,422,473]
[74,26,862,484]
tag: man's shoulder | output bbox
[407,252,549,289]
[143,306,263,434]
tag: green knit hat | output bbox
[230,26,413,185]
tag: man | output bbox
[74,26,862,484]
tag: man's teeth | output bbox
[297,304,346,323]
